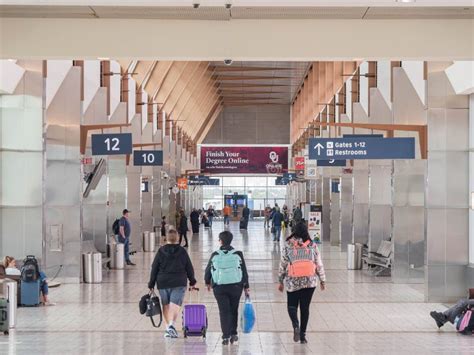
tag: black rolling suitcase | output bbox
[0,298,9,335]
[239,217,247,230]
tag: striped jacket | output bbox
[278,238,326,293]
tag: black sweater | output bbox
[148,244,197,289]
[204,245,249,289]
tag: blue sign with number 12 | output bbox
[91,133,133,155]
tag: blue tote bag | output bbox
[240,295,256,333]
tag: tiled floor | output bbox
[2,221,472,354]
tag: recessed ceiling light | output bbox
[397,0,416,3]
[97,57,110,60]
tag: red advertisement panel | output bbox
[294,157,305,170]
[200,146,288,174]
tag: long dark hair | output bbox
[287,222,311,243]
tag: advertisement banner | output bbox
[200,146,288,174]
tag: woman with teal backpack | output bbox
[205,231,250,345]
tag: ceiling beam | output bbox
[217,75,293,81]
[211,66,292,72]
[219,84,298,88]
[218,89,289,94]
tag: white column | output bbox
[469,94,474,264]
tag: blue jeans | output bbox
[274,226,282,241]
[39,271,48,296]
[117,235,131,262]
[224,216,230,225]
[208,216,213,227]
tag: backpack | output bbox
[21,255,40,282]
[211,250,243,285]
[457,310,474,334]
[287,240,317,278]
[112,218,120,235]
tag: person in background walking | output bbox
[161,216,167,242]
[148,228,197,338]
[118,209,135,266]
[207,206,215,228]
[282,204,289,231]
[272,207,284,242]
[178,209,189,248]
[242,205,250,229]
[205,231,250,345]
[292,205,303,226]
[190,208,200,234]
[278,222,326,344]
[223,204,232,226]
[264,205,272,229]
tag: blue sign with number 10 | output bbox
[91,133,133,155]
[133,150,163,166]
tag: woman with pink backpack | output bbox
[278,222,326,344]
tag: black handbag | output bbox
[271,226,276,234]
[139,291,162,328]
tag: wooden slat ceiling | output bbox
[211,61,310,105]
[119,60,310,143]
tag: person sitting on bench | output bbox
[430,288,474,328]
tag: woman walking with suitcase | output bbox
[205,231,250,345]
[148,228,197,338]
[278,222,326,344]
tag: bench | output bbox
[363,240,392,276]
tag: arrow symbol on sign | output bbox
[314,143,324,155]
[329,159,335,163]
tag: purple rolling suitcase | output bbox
[182,288,207,338]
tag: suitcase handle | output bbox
[187,287,200,303]
[1,310,6,322]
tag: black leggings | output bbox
[287,287,315,335]
[179,232,188,246]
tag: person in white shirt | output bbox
[3,256,21,276]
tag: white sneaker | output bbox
[168,325,179,338]
[44,302,56,306]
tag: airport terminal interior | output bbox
[0,1,474,354]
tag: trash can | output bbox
[83,252,102,283]
[347,243,363,270]
[109,242,125,269]
[143,231,155,252]
[1,279,17,328]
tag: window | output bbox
[222,176,245,186]
[203,175,288,211]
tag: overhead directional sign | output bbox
[188,175,220,186]
[133,150,163,166]
[92,133,133,155]
[309,137,415,160]
[317,160,346,167]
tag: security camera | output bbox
[225,1,232,9]
[192,1,200,9]
[161,171,169,180]
[224,59,233,66]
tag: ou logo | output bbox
[269,151,279,163]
